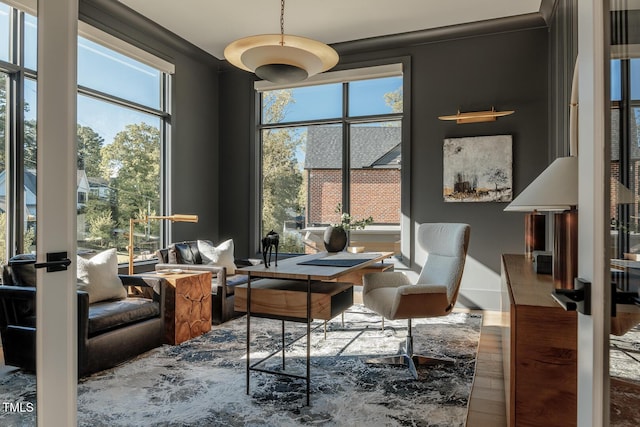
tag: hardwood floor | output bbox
[465,310,507,427]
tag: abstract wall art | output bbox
[443,135,513,202]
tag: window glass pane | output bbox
[349,121,401,254]
[261,123,343,254]
[0,72,7,263]
[77,94,161,262]
[631,58,640,101]
[24,77,36,253]
[612,60,621,101]
[349,76,403,116]
[23,12,37,70]
[261,84,341,124]
[78,37,161,109]
[0,3,9,63]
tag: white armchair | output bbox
[362,222,470,378]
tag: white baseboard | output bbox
[456,289,502,311]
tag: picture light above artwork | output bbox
[438,107,515,124]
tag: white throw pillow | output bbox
[198,239,235,274]
[77,248,127,304]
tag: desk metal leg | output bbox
[246,274,251,395]
[306,276,311,406]
[281,320,286,370]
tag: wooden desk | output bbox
[501,254,577,427]
[235,251,393,405]
[143,271,212,345]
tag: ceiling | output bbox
[117,0,544,60]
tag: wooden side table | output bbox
[159,271,212,345]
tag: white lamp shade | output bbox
[504,156,578,212]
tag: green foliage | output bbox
[384,86,403,113]
[23,119,37,170]
[0,212,5,265]
[100,122,160,230]
[0,73,5,171]
[0,74,37,171]
[278,231,304,253]
[87,210,115,248]
[0,213,35,265]
[85,198,116,248]
[332,203,373,231]
[77,125,104,177]
[23,225,35,253]
[261,90,304,236]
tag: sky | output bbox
[266,76,402,124]
[8,7,162,146]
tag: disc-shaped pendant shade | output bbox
[224,34,339,83]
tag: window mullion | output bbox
[342,82,350,213]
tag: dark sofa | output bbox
[155,240,252,324]
[0,255,166,376]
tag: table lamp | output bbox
[504,156,578,288]
[128,213,199,274]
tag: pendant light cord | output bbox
[280,0,285,46]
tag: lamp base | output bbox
[524,212,546,259]
[553,209,578,289]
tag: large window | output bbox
[259,69,403,255]
[0,1,172,266]
[610,57,640,260]
[0,5,38,264]
[76,31,170,264]
[77,31,169,262]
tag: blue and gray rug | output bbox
[0,305,482,426]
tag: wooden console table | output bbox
[501,254,577,427]
[141,271,212,345]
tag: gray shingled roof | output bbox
[304,126,401,169]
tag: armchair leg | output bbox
[365,319,454,379]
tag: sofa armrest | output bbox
[155,263,224,275]
[155,263,228,289]
[118,275,165,316]
[0,285,36,299]
[77,290,90,341]
[0,285,37,329]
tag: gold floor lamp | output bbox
[128,214,199,274]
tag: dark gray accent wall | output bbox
[218,68,257,255]
[219,24,549,309]
[79,0,222,243]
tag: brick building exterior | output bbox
[307,169,401,225]
[305,126,401,226]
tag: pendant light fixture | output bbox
[224,0,339,84]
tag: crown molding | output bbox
[332,12,548,56]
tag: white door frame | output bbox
[35,0,78,425]
[577,1,610,426]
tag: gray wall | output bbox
[79,0,222,244]
[219,22,550,310]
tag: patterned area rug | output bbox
[0,305,481,426]
[610,324,640,427]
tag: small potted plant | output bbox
[323,203,373,252]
